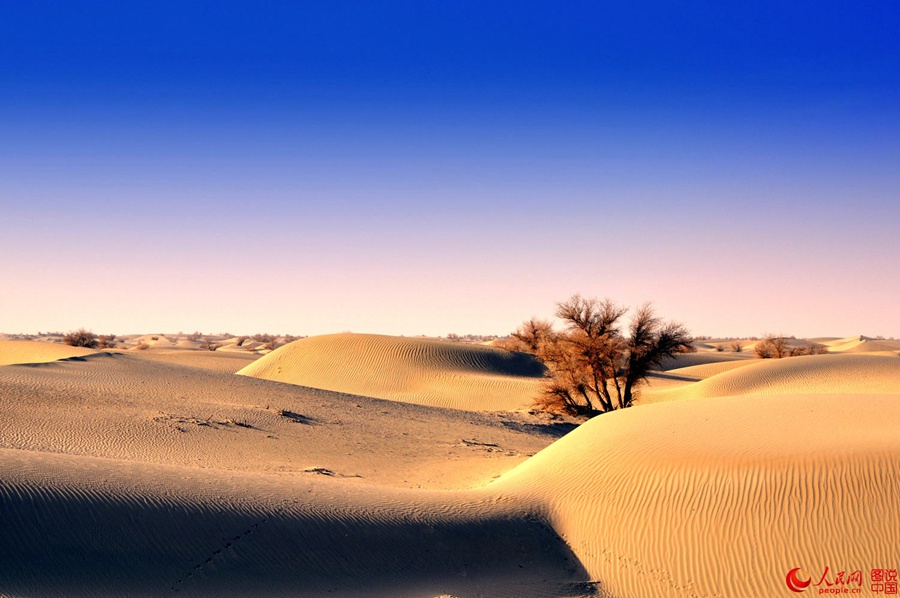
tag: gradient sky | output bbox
[1,1,898,338]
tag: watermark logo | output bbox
[785,567,898,594]
[787,568,812,592]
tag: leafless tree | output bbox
[507,295,694,416]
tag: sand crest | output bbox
[0,339,96,365]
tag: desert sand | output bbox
[1,333,898,597]
[238,333,546,411]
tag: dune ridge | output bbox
[492,393,900,598]
[0,339,96,365]
[644,353,900,403]
[238,333,545,411]
[825,335,900,354]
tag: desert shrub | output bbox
[789,344,829,356]
[62,329,99,348]
[715,344,725,352]
[188,331,202,341]
[135,341,150,351]
[96,334,118,349]
[730,341,743,352]
[201,337,220,351]
[755,335,827,358]
[235,335,249,347]
[262,339,278,351]
[755,335,788,359]
[252,333,276,343]
[506,295,693,416]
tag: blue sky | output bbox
[1,2,898,337]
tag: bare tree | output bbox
[508,295,693,416]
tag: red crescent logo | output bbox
[786,568,811,592]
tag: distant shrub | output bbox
[730,341,743,353]
[789,344,829,356]
[135,341,150,351]
[715,344,725,352]
[201,337,220,351]
[755,335,827,359]
[188,331,202,341]
[251,333,276,343]
[62,329,99,348]
[755,336,789,359]
[236,335,249,347]
[96,334,118,349]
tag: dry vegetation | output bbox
[755,335,828,358]
[201,337,220,351]
[498,295,694,416]
[62,329,117,349]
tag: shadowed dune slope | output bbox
[492,393,900,598]
[0,340,95,365]
[238,333,545,411]
[645,353,900,403]
[0,449,589,598]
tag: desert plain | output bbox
[1,331,898,597]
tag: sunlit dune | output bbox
[645,353,900,403]
[0,339,95,365]
[238,333,545,411]
[492,392,900,597]
[824,335,900,354]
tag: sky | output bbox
[1,1,898,338]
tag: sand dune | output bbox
[645,353,900,403]
[493,392,900,598]
[825,335,900,354]
[0,448,587,598]
[0,350,568,490]
[662,358,760,380]
[3,332,899,596]
[654,350,751,370]
[0,346,586,596]
[238,333,546,411]
[131,334,176,347]
[0,339,96,365]
[130,348,260,373]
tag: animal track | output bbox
[167,512,277,593]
